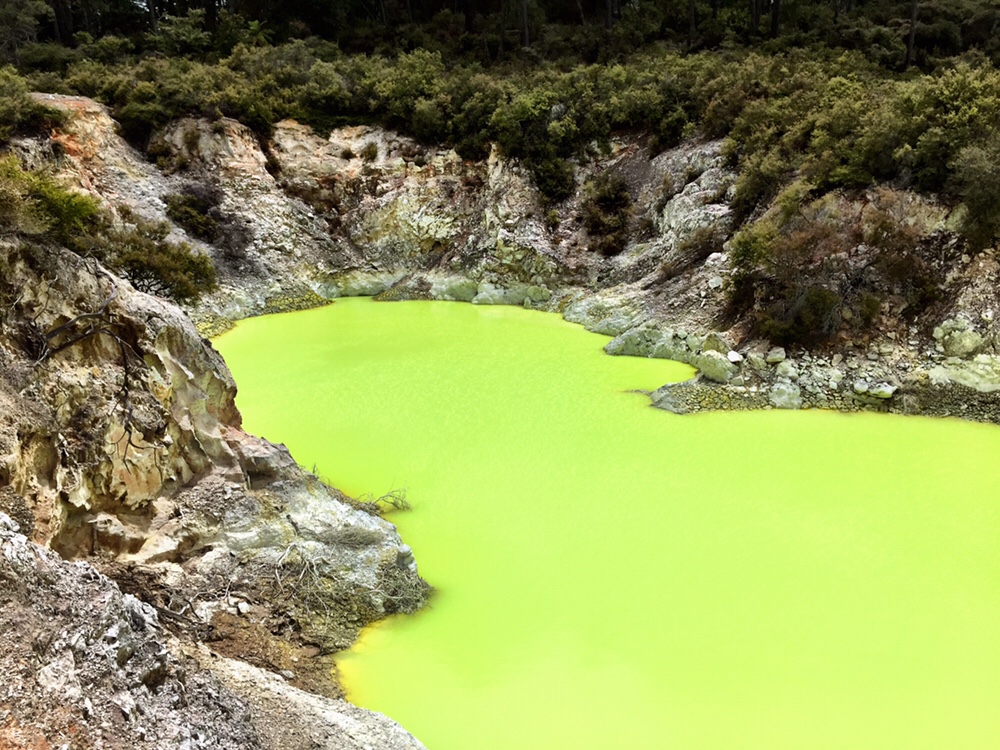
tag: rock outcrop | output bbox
[0,512,263,750]
[0,512,426,750]
[0,238,427,747]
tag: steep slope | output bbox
[0,236,427,748]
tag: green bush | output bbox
[951,135,1000,250]
[531,156,575,204]
[36,36,1000,218]
[146,10,212,58]
[164,189,219,242]
[0,155,98,242]
[74,33,135,65]
[0,155,48,234]
[0,65,58,141]
[0,161,216,304]
[411,97,446,142]
[16,42,79,73]
[582,173,631,256]
[29,171,100,245]
[86,217,216,302]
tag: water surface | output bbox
[216,298,1000,750]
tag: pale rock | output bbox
[766,347,786,364]
[932,318,984,358]
[869,382,898,399]
[774,359,798,380]
[747,353,768,372]
[685,333,705,352]
[700,332,731,355]
[926,355,1000,392]
[768,381,802,409]
[564,295,649,337]
[37,650,83,703]
[429,275,479,302]
[694,350,738,383]
[604,326,691,362]
[327,271,403,298]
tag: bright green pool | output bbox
[215,297,1000,750]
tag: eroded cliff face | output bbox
[0,512,264,750]
[30,100,727,334]
[0,238,427,749]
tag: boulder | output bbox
[694,350,739,383]
[768,381,803,409]
[933,318,984,358]
[766,347,787,364]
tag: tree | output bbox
[953,137,1000,250]
[749,0,762,35]
[903,0,918,69]
[689,0,697,47]
[0,0,53,62]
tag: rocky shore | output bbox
[27,94,998,426]
[0,236,428,748]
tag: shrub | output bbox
[0,155,99,242]
[531,156,575,204]
[365,49,445,127]
[0,65,58,142]
[411,97,446,142]
[951,135,1000,250]
[582,173,631,256]
[759,284,842,346]
[75,33,135,65]
[727,188,949,346]
[0,156,48,235]
[164,186,221,242]
[147,10,212,58]
[85,217,217,302]
[16,42,79,73]
[163,182,249,263]
[863,194,943,315]
[29,171,100,245]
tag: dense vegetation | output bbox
[0,154,216,301]
[1,0,999,338]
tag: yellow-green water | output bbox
[215,297,1000,750]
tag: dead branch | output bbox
[35,274,152,460]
